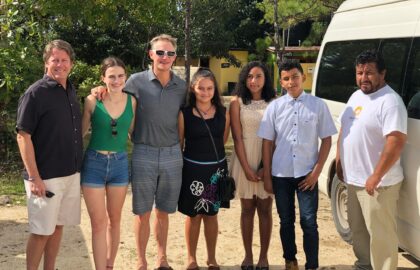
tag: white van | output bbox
[312,0,420,260]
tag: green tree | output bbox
[0,0,50,167]
[257,0,344,63]
[0,0,48,109]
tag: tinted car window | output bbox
[406,37,420,119]
[316,40,379,103]
[380,39,411,96]
[316,39,411,103]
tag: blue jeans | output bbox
[272,176,319,269]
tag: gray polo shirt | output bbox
[125,69,186,147]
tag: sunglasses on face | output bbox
[152,50,176,58]
[111,119,118,136]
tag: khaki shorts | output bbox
[24,172,81,235]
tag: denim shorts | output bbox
[81,149,129,187]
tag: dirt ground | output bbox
[0,191,419,270]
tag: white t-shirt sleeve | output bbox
[318,100,338,139]
[381,102,408,136]
[257,101,276,141]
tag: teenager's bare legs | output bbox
[106,185,128,267]
[241,198,256,266]
[26,225,63,270]
[134,212,151,270]
[154,208,170,268]
[203,215,219,267]
[256,197,273,268]
[185,215,202,269]
[83,187,107,270]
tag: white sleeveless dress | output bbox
[229,98,273,199]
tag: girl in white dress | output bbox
[229,61,276,270]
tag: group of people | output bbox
[16,33,407,270]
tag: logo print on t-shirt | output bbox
[354,106,363,117]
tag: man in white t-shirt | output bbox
[336,50,407,270]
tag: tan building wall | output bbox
[209,50,248,94]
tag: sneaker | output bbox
[285,260,298,270]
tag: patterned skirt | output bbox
[178,157,229,217]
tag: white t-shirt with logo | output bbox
[339,85,407,187]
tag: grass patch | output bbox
[0,172,26,205]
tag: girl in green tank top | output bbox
[80,57,136,270]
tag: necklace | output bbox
[196,104,213,116]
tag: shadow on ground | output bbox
[0,219,92,269]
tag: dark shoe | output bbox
[241,265,254,270]
[285,260,298,270]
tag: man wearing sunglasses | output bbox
[128,34,187,270]
[92,34,186,270]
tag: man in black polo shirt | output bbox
[16,40,83,270]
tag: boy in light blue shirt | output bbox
[257,60,336,270]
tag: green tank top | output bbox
[87,94,133,152]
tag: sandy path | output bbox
[1,191,418,270]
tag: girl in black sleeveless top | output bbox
[177,68,230,270]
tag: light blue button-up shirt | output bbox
[257,92,337,178]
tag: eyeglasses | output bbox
[111,119,118,136]
[152,50,176,58]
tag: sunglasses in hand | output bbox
[46,190,55,198]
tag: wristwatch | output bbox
[27,176,36,182]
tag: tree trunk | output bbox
[273,0,283,66]
[184,0,192,87]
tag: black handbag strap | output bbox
[194,106,221,164]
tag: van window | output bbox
[315,38,411,103]
[380,39,411,96]
[406,37,420,119]
[315,40,379,103]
